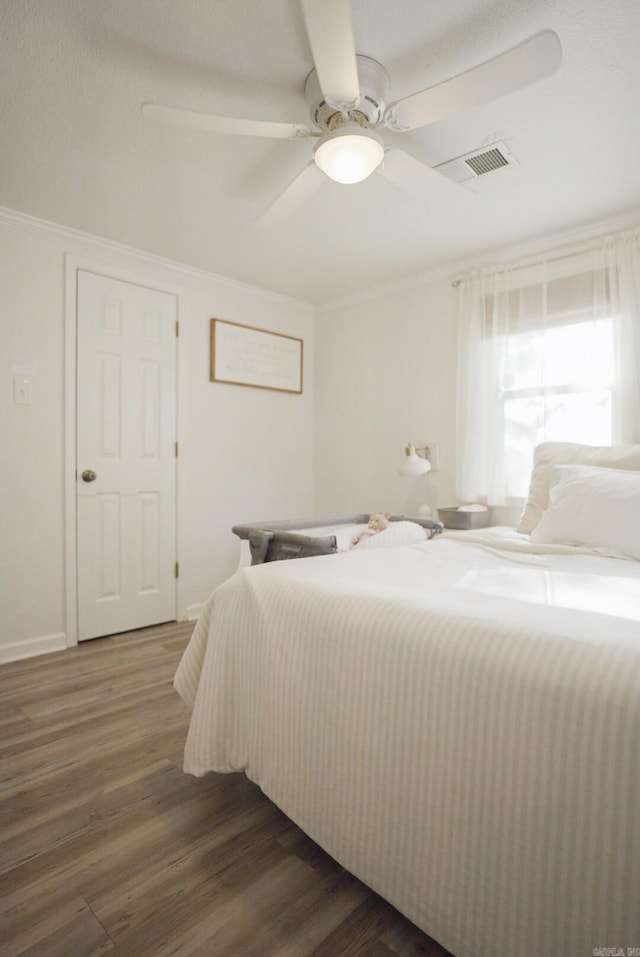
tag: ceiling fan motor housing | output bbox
[305,55,390,130]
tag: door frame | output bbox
[64,255,182,647]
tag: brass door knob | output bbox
[81,469,97,482]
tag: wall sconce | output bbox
[399,443,432,477]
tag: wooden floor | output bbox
[0,622,452,957]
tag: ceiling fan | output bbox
[141,0,562,223]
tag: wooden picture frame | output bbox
[210,318,303,394]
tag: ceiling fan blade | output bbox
[300,0,360,104]
[385,30,562,132]
[258,162,325,225]
[377,148,471,200]
[141,102,313,139]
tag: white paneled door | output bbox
[76,271,177,641]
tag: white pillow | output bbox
[530,464,640,559]
[353,521,427,550]
[517,441,640,534]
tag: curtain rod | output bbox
[451,245,595,288]
[450,228,637,288]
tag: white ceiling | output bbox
[2,0,640,304]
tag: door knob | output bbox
[81,469,97,482]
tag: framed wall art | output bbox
[210,318,303,394]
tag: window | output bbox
[500,316,614,496]
[455,230,640,507]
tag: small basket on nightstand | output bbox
[437,507,492,530]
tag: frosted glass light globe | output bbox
[314,126,384,185]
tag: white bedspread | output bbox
[174,528,640,957]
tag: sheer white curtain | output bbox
[456,227,640,505]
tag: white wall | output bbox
[314,277,459,519]
[0,210,314,662]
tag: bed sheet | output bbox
[175,529,640,957]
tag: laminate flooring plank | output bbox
[0,638,163,691]
[359,946,398,957]
[0,746,227,879]
[236,871,371,957]
[112,848,369,957]
[276,821,351,882]
[0,624,190,696]
[381,921,453,956]
[10,659,180,720]
[0,737,179,834]
[108,621,193,644]
[85,795,284,934]
[0,689,187,798]
[1,760,190,874]
[102,830,296,955]
[0,711,33,735]
[306,894,400,957]
[1,782,273,944]
[0,680,185,763]
[0,894,114,957]
[0,621,451,957]
[157,634,195,654]
[0,727,188,815]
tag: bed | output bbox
[174,448,640,957]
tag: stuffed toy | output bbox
[352,512,391,546]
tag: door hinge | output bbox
[175,320,180,337]
[175,441,178,457]
[175,561,179,579]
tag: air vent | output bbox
[434,141,518,184]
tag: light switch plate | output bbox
[13,378,32,405]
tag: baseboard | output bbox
[0,632,67,664]
[185,603,205,622]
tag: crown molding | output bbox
[4,202,639,318]
[314,264,457,315]
[0,205,314,313]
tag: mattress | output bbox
[174,528,640,957]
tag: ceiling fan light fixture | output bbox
[313,125,384,184]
